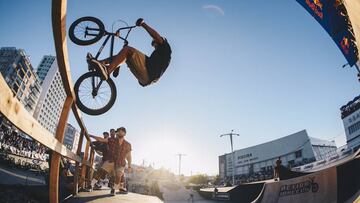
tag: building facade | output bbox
[64,123,80,153]
[0,47,41,114]
[340,95,360,151]
[36,55,56,84]
[219,130,336,182]
[33,56,67,135]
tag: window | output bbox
[288,160,295,166]
[295,150,302,158]
[348,121,360,135]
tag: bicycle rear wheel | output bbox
[69,16,105,46]
[74,71,117,115]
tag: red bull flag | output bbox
[296,0,359,67]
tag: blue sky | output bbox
[0,0,359,175]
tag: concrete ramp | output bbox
[253,155,360,203]
[199,183,264,202]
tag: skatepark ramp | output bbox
[253,150,360,203]
[200,150,360,203]
[199,183,265,202]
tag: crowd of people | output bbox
[340,95,360,119]
[0,125,47,162]
[232,169,275,185]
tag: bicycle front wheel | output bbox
[74,72,117,115]
[69,16,105,46]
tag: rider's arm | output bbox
[89,134,108,143]
[126,151,132,167]
[141,23,164,45]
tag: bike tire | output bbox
[69,16,105,46]
[74,71,117,115]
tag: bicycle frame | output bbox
[85,25,136,97]
[86,25,136,64]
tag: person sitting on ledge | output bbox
[87,18,172,87]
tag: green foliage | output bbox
[213,174,221,185]
[187,174,208,185]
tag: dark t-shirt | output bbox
[146,38,172,82]
[92,141,108,161]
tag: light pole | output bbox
[220,130,239,186]
[176,153,186,176]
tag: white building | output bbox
[33,56,67,135]
[0,47,41,114]
[219,130,336,181]
[64,123,80,153]
[36,55,56,84]
[340,95,360,151]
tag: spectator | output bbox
[274,157,282,181]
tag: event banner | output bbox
[296,0,358,66]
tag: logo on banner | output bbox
[305,0,324,19]
[279,177,319,197]
[340,36,350,55]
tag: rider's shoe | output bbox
[119,187,128,194]
[110,188,116,196]
[86,53,93,70]
[88,59,109,80]
[86,52,93,61]
[113,67,120,78]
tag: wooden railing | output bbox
[0,0,96,203]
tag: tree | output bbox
[188,174,208,185]
[213,174,221,185]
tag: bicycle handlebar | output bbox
[113,25,137,44]
[117,25,137,30]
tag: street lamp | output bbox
[176,153,186,176]
[220,130,239,186]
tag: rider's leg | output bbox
[98,56,115,65]
[93,168,109,181]
[113,166,125,190]
[105,46,135,74]
[124,47,150,85]
[93,46,150,85]
[94,161,113,181]
[119,174,126,191]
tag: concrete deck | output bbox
[68,189,163,203]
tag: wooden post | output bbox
[86,148,95,188]
[73,130,85,195]
[80,139,90,188]
[49,96,73,203]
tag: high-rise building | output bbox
[64,123,80,153]
[33,55,67,135]
[0,47,41,114]
[36,55,56,84]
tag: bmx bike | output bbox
[69,16,136,115]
